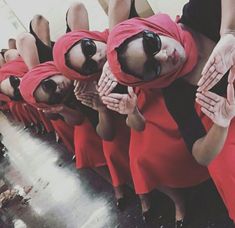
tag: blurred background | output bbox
[0,0,187,48]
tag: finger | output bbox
[202,90,221,102]
[203,73,223,91]
[228,67,235,83]
[201,57,216,77]
[201,107,215,119]
[107,105,120,112]
[102,96,120,103]
[197,68,217,91]
[128,86,135,97]
[107,93,126,99]
[103,101,119,108]
[227,83,235,105]
[81,101,92,108]
[104,82,118,96]
[100,79,113,95]
[195,98,214,111]
[196,93,216,106]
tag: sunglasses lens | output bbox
[48,93,62,105]
[81,39,97,57]
[41,79,57,94]
[9,76,20,88]
[143,30,161,56]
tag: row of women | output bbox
[1,0,235,227]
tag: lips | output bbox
[171,49,179,65]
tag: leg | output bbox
[67,2,89,32]
[3,49,20,62]
[30,14,51,47]
[0,53,5,67]
[157,186,185,223]
[16,32,40,69]
[8,38,16,49]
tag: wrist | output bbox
[220,30,235,37]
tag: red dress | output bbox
[196,103,235,221]
[130,89,209,194]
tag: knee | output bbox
[4,49,20,62]
[16,32,36,47]
[68,2,86,14]
[31,14,48,24]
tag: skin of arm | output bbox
[193,83,235,166]
[76,91,115,141]
[96,107,115,141]
[192,124,228,166]
[59,105,85,126]
[220,0,235,36]
[108,0,132,30]
[126,106,145,131]
[42,105,84,126]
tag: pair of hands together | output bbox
[196,34,235,127]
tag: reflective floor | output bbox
[0,113,234,228]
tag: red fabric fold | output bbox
[53,29,109,81]
[107,13,198,89]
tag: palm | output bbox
[118,94,136,114]
[198,34,235,91]
[212,97,235,127]
[196,83,235,127]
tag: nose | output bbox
[153,49,168,62]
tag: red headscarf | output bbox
[20,61,61,108]
[0,57,28,83]
[53,29,109,81]
[107,13,198,89]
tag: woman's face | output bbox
[121,33,186,81]
[34,74,72,104]
[0,76,21,100]
[68,39,107,75]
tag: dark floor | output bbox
[0,113,234,228]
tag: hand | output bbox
[74,80,89,97]
[196,82,235,127]
[77,92,106,112]
[198,34,235,91]
[97,61,118,96]
[101,86,137,114]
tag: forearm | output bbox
[192,124,228,166]
[108,0,131,30]
[60,107,84,126]
[220,0,235,36]
[96,109,115,141]
[126,106,145,131]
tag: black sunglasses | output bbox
[79,38,99,75]
[41,79,63,105]
[142,30,162,76]
[9,76,22,101]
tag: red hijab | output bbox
[0,57,28,83]
[20,61,61,108]
[107,13,198,89]
[53,29,109,81]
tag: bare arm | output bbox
[76,92,115,141]
[102,87,145,131]
[192,125,228,166]
[220,0,235,36]
[193,82,235,166]
[108,0,132,30]
[42,105,84,126]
